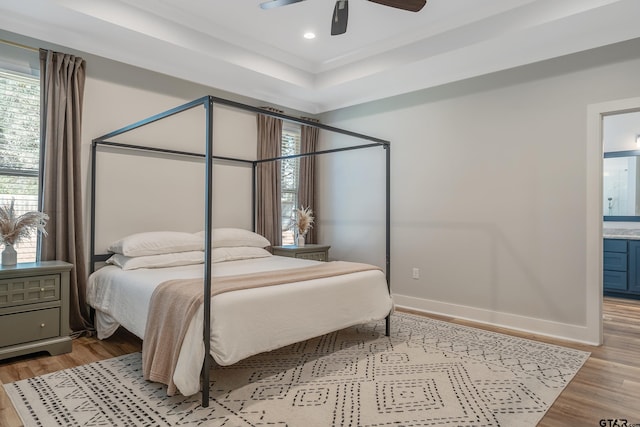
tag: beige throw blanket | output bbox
[142,261,382,395]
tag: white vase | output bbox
[297,235,305,247]
[1,244,17,266]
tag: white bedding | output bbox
[87,255,393,396]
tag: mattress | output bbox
[87,255,393,395]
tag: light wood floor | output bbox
[1,297,639,426]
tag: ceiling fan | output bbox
[259,0,427,36]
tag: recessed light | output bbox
[303,32,316,40]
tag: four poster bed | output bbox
[87,95,392,407]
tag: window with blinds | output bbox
[281,122,301,245]
[0,69,41,262]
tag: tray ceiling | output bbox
[1,0,640,113]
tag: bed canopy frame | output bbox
[90,94,391,407]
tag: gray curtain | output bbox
[39,49,92,334]
[257,108,283,247]
[299,120,319,244]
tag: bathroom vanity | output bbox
[603,229,640,299]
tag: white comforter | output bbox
[86,255,393,396]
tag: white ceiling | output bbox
[2,0,640,113]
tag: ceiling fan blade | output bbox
[260,0,305,10]
[331,0,349,36]
[367,0,426,12]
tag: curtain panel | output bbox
[256,108,283,248]
[299,119,319,244]
[39,49,92,334]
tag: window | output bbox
[281,122,301,244]
[0,69,41,262]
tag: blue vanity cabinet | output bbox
[603,238,640,299]
[604,239,628,291]
[628,240,640,293]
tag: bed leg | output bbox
[385,314,391,336]
[201,355,211,407]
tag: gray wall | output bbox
[319,38,640,343]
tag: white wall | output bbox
[83,67,259,252]
[320,38,640,344]
[72,49,308,253]
[315,133,387,268]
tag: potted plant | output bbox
[293,206,314,247]
[0,199,48,266]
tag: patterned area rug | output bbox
[5,312,589,426]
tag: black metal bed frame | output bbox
[89,95,391,407]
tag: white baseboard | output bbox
[392,293,600,346]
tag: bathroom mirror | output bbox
[603,151,640,219]
[603,111,640,221]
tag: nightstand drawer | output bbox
[0,274,60,309]
[296,252,327,261]
[272,244,331,262]
[0,261,72,360]
[0,308,60,347]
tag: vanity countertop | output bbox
[603,228,640,240]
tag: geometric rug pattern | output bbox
[4,312,589,426]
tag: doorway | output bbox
[587,96,640,346]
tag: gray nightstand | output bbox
[0,261,73,360]
[272,244,331,262]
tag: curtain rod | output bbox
[0,38,38,53]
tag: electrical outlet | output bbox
[412,267,420,279]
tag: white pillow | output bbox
[195,228,271,248]
[106,251,205,270]
[108,231,204,256]
[211,247,272,263]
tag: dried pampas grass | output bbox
[294,206,314,236]
[0,199,48,246]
